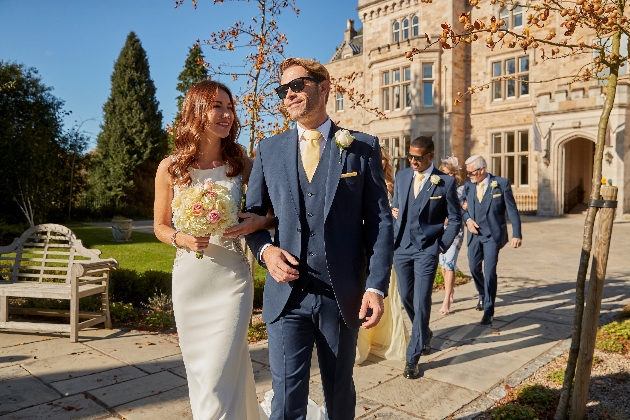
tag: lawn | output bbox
[68,225,175,273]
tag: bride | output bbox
[154,80,275,419]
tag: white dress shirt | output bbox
[261,117,384,297]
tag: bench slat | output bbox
[12,273,68,280]
[0,321,71,333]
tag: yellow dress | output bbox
[355,269,409,364]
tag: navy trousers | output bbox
[393,246,439,364]
[468,234,500,317]
[266,283,358,420]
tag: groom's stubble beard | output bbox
[288,86,323,123]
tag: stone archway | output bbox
[561,137,595,214]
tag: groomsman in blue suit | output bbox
[392,136,461,379]
[462,155,522,326]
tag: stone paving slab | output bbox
[0,370,61,415]
[361,406,423,419]
[135,353,183,374]
[360,376,479,419]
[84,333,181,366]
[50,366,146,396]
[0,394,111,420]
[92,370,187,408]
[21,350,125,384]
[0,331,60,348]
[114,385,191,420]
[0,338,85,368]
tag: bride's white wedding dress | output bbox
[172,166,325,420]
[172,166,263,420]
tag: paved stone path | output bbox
[1,216,629,419]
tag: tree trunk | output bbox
[555,30,621,419]
[570,186,618,419]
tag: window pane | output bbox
[506,132,515,152]
[506,155,515,184]
[423,81,434,106]
[520,75,529,96]
[394,85,401,109]
[506,59,515,74]
[403,66,411,81]
[492,156,502,175]
[513,6,523,27]
[519,131,529,151]
[519,56,529,72]
[393,22,400,42]
[492,61,502,77]
[403,135,411,154]
[492,133,502,153]
[392,137,400,157]
[493,81,502,100]
[393,69,401,83]
[412,16,419,37]
[403,19,409,39]
[383,72,390,86]
[507,80,516,98]
[336,93,343,112]
[382,88,390,111]
[422,63,433,79]
[404,84,412,108]
[519,155,529,185]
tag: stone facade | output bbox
[325,0,630,218]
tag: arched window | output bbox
[412,16,419,37]
[402,18,409,40]
[392,21,400,42]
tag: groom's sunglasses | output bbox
[275,77,322,99]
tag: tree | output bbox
[90,31,168,209]
[409,1,627,417]
[0,61,79,224]
[168,45,210,149]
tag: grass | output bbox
[596,318,630,354]
[433,269,470,290]
[69,225,175,273]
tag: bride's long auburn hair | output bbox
[168,80,244,186]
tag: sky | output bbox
[0,0,361,148]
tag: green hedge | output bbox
[109,269,171,307]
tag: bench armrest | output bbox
[71,259,119,278]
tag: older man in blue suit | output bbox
[245,58,393,419]
[392,136,461,379]
[462,155,522,326]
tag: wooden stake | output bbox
[570,185,618,419]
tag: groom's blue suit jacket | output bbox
[244,124,394,329]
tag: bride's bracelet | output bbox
[170,230,182,249]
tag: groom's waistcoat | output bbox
[296,142,332,288]
[399,180,427,250]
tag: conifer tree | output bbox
[91,31,168,209]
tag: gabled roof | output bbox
[330,35,363,62]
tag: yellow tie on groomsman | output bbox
[302,129,321,182]
[413,173,425,198]
[477,181,485,202]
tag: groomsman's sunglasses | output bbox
[275,77,322,99]
[406,152,432,162]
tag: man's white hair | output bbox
[465,155,487,170]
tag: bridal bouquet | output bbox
[172,180,239,259]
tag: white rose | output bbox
[430,174,440,185]
[490,180,498,189]
[335,129,355,149]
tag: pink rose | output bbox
[206,209,222,224]
[205,190,218,198]
[203,181,214,191]
[191,203,204,216]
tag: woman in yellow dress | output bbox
[355,146,409,364]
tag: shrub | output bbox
[253,263,266,309]
[596,319,630,354]
[513,384,559,414]
[143,293,172,312]
[546,369,566,385]
[110,302,138,323]
[490,402,537,420]
[248,321,267,342]
[142,311,175,330]
[109,269,171,307]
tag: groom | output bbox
[245,58,393,419]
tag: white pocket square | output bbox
[340,172,357,178]
[429,196,443,200]
[492,193,502,198]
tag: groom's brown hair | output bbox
[280,58,330,82]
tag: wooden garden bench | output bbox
[0,224,118,342]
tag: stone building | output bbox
[325,0,629,218]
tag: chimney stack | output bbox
[344,19,357,43]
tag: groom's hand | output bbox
[262,246,299,283]
[359,291,384,329]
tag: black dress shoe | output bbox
[421,329,433,356]
[480,314,493,325]
[404,362,423,379]
[476,300,483,311]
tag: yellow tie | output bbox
[413,173,425,198]
[477,181,485,202]
[301,129,321,182]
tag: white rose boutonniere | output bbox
[490,180,499,190]
[428,174,440,190]
[334,129,355,158]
